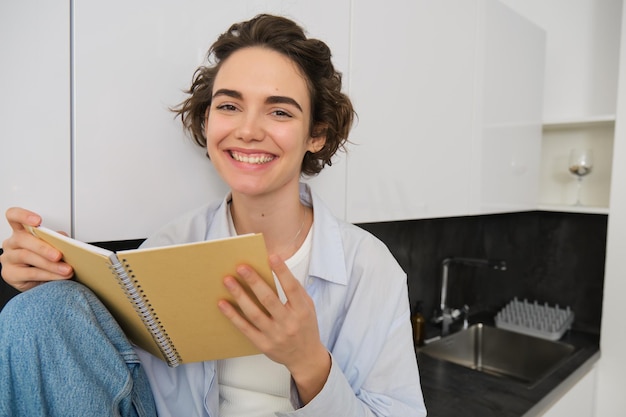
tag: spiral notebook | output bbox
[26,225,274,367]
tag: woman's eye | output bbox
[216,103,237,111]
[272,109,292,118]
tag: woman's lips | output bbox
[229,150,276,164]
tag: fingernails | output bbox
[236,265,250,278]
[223,276,237,290]
[269,254,282,266]
[27,215,41,226]
[46,248,63,262]
[57,264,72,275]
[217,300,230,313]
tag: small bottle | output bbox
[411,301,426,347]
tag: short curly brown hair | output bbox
[172,14,355,176]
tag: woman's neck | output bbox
[229,191,312,260]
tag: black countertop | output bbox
[416,328,600,417]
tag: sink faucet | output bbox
[434,257,507,336]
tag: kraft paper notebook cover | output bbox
[26,225,275,367]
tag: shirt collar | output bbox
[206,183,347,286]
[305,184,348,286]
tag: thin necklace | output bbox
[286,205,307,249]
[229,200,307,251]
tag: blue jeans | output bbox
[0,280,157,417]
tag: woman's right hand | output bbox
[0,207,73,292]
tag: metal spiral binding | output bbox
[109,256,182,367]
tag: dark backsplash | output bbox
[357,210,607,334]
[1,211,607,334]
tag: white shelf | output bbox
[543,115,616,130]
[537,204,609,215]
[539,116,614,210]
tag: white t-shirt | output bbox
[217,207,313,417]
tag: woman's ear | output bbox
[308,124,327,153]
[308,136,326,153]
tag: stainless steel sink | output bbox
[419,323,576,385]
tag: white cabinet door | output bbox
[346,0,545,223]
[347,0,479,223]
[472,0,545,214]
[0,0,72,238]
[72,1,350,242]
[541,365,597,417]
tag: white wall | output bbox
[0,0,72,234]
[596,3,626,415]
[500,1,625,415]
[0,1,351,242]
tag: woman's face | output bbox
[205,47,324,199]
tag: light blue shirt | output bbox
[135,184,427,417]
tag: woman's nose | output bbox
[236,113,264,142]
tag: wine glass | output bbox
[568,148,593,206]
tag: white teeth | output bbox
[230,151,275,164]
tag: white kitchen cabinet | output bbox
[499,0,621,122]
[347,1,477,222]
[71,0,351,242]
[472,0,545,214]
[0,0,72,238]
[540,364,597,417]
[529,0,620,213]
[499,0,622,214]
[346,0,545,223]
[1,0,545,239]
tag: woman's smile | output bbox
[205,46,318,197]
[229,150,276,165]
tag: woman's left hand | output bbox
[218,253,331,404]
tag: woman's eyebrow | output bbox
[265,95,303,112]
[212,89,303,112]
[212,88,242,100]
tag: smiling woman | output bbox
[173,14,353,177]
[202,47,324,213]
[0,14,426,417]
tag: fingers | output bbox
[217,259,294,351]
[1,239,73,291]
[0,262,69,292]
[268,254,309,307]
[220,255,311,323]
[1,207,73,291]
[216,286,262,342]
[5,207,42,232]
[230,256,305,320]
[219,266,280,331]
[219,255,319,344]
